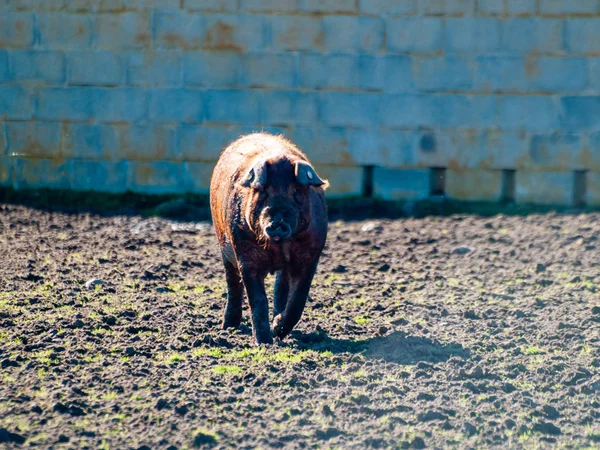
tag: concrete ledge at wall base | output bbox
[315,165,363,198]
[445,169,503,202]
[0,157,10,186]
[585,172,600,206]
[515,171,574,206]
[372,167,430,200]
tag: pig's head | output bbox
[239,157,327,244]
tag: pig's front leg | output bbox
[240,266,273,345]
[273,269,290,319]
[272,260,318,340]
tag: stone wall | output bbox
[0,0,599,205]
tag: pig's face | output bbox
[240,158,325,244]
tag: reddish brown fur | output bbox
[210,133,328,344]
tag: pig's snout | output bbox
[265,219,292,241]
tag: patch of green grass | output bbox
[193,347,224,358]
[34,349,56,365]
[523,346,543,355]
[213,365,242,375]
[102,391,119,401]
[353,315,371,325]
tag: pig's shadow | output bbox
[289,329,470,365]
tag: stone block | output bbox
[559,96,600,131]
[240,0,297,12]
[506,0,535,15]
[0,50,8,81]
[92,88,148,122]
[61,123,117,160]
[11,50,65,83]
[242,52,297,88]
[318,166,363,197]
[184,161,214,193]
[66,0,126,11]
[7,122,61,158]
[292,127,353,166]
[205,89,261,124]
[95,11,151,49]
[386,17,443,53]
[299,0,355,13]
[0,86,33,119]
[527,132,584,170]
[36,87,92,121]
[503,19,563,53]
[203,14,264,51]
[67,51,124,86]
[0,12,34,48]
[126,0,180,8]
[154,11,205,49]
[184,0,238,11]
[591,58,600,93]
[261,91,318,126]
[0,122,6,155]
[383,55,413,93]
[373,167,430,200]
[178,124,246,161]
[183,51,241,87]
[9,0,66,11]
[13,158,71,190]
[446,169,503,201]
[70,160,129,192]
[528,57,588,92]
[583,132,600,170]
[270,15,323,51]
[539,0,598,15]
[515,171,574,205]
[413,55,474,91]
[321,92,380,127]
[148,89,204,123]
[380,94,436,128]
[299,54,384,91]
[566,19,600,54]
[156,12,265,51]
[444,18,502,52]
[476,0,504,15]
[322,16,384,53]
[37,12,92,49]
[586,172,600,206]
[475,56,528,92]
[128,51,181,87]
[129,161,186,194]
[0,157,11,186]
[435,95,497,129]
[358,0,415,15]
[419,0,475,15]
[499,96,559,132]
[115,124,178,161]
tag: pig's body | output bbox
[210,133,328,345]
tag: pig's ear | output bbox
[240,161,267,189]
[295,161,327,188]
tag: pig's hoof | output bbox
[272,314,287,339]
[254,334,274,346]
[222,319,241,330]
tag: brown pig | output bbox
[210,133,328,345]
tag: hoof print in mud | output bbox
[210,133,328,344]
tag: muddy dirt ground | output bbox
[1,202,600,449]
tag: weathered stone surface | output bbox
[515,171,574,206]
[446,169,503,201]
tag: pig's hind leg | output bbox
[222,257,245,329]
